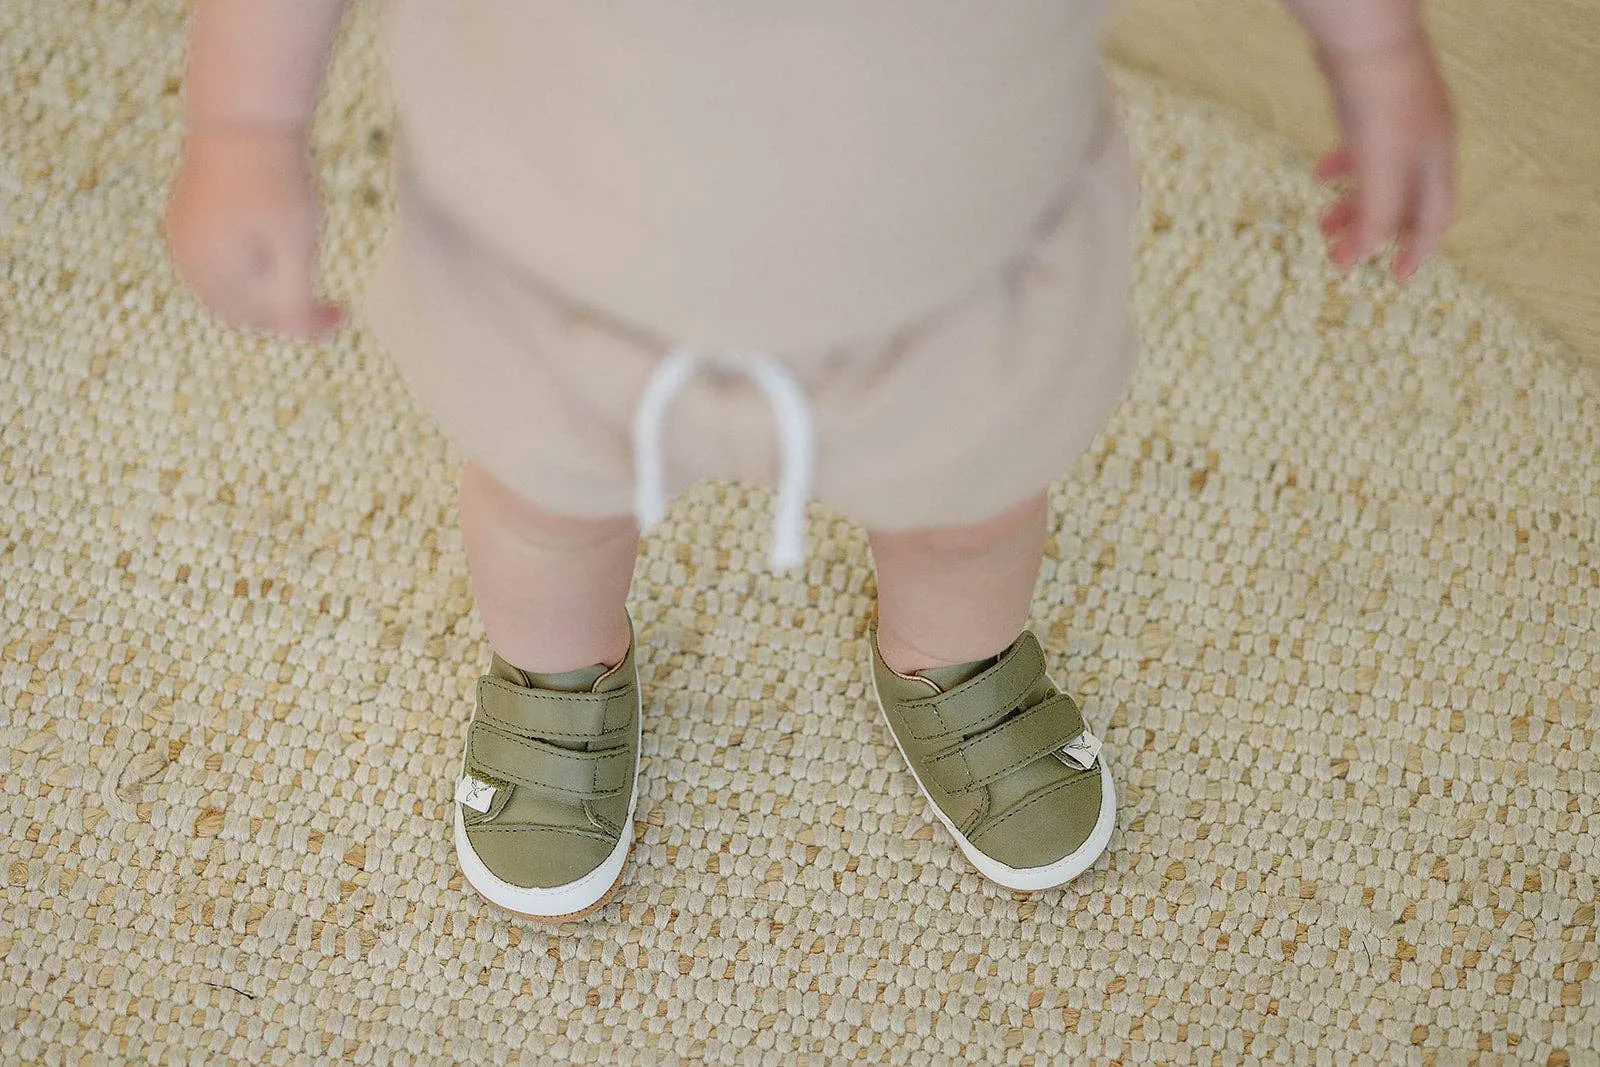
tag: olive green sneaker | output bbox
[453,631,641,922]
[870,627,1114,891]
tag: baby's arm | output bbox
[166,1,350,338]
[1283,0,1455,281]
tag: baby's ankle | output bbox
[487,611,632,678]
[874,624,1006,677]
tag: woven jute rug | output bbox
[3,3,1597,1063]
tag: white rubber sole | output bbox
[454,685,643,921]
[872,669,1117,892]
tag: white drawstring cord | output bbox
[736,356,814,569]
[632,348,705,531]
[632,346,815,570]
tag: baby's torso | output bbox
[384,0,1120,350]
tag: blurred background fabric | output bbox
[1110,0,1600,359]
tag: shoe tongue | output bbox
[917,655,998,693]
[489,655,608,693]
[526,664,609,693]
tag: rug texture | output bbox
[2,2,1598,1063]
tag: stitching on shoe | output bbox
[900,633,1043,713]
[957,790,990,839]
[585,802,622,838]
[469,729,628,799]
[477,712,633,744]
[897,641,1047,742]
[467,825,616,843]
[931,739,1052,796]
[479,676,635,707]
[928,694,1084,793]
[969,773,1098,847]
[477,678,635,739]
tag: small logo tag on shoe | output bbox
[455,776,497,813]
[1056,730,1102,771]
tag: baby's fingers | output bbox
[1392,154,1455,282]
[1320,196,1356,239]
[310,301,346,335]
[1334,148,1406,269]
[1314,146,1354,184]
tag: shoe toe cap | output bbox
[969,770,1107,872]
[464,825,617,890]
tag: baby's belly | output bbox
[386,0,1119,351]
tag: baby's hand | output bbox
[165,127,343,339]
[1310,33,1456,282]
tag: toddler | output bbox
[167,0,1454,921]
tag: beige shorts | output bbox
[363,116,1137,533]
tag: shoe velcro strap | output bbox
[925,693,1086,796]
[894,632,1048,744]
[467,721,632,800]
[476,677,635,742]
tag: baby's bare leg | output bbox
[868,492,1048,675]
[458,462,637,673]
